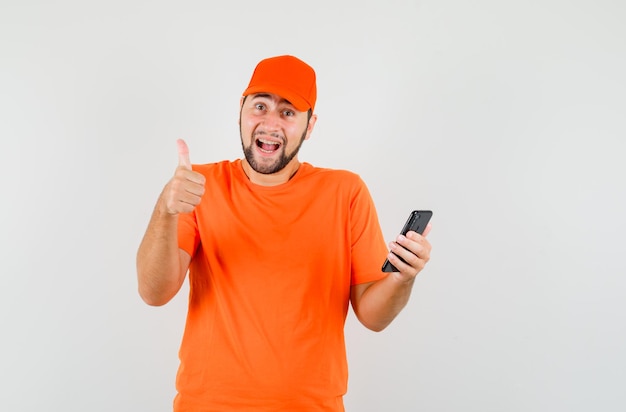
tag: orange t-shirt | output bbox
[175,160,388,411]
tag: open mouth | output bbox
[256,137,282,154]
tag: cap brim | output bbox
[243,85,310,112]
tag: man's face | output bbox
[239,93,313,175]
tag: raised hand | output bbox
[387,224,432,280]
[161,139,206,215]
[177,138,193,171]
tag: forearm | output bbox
[353,273,415,332]
[136,140,204,305]
[136,197,186,306]
[353,228,432,331]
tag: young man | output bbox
[136,55,432,411]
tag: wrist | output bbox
[391,271,417,286]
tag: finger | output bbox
[406,224,431,241]
[163,176,204,214]
[177,139,192,170]
[386,249,423,277]
[168,196,200,215]
[183,179,206,196]
[422,223,432,237]
[176,168,206,186]
[169,172,205,197]
[406,230,432,253]
[395,234,430,262]
[178,191,203,208]
[390,241,422,267]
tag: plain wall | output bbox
[1,0,625,411]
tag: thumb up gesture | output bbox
[161,139,206,215]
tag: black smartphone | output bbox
[381,210,433,272]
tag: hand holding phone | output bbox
[381,210,433,272]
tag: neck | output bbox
[241,159,301,186]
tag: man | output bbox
[136,55,432,411]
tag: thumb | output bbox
[177,139,192,170]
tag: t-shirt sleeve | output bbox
[349,176,389,285]
[178,210,200,258]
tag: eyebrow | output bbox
[251,93,294,107]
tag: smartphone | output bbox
[381,210,433,272]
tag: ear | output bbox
[238,96,246,126]
[304,114,318,141]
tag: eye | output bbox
[282,109,295,117]
[254,103,266,111]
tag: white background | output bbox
[1,0,625,411]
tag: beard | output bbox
[240,125,308,175]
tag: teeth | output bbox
[258,138,280,146]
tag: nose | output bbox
[261,109,282,132]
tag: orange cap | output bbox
[242,55,317,112]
